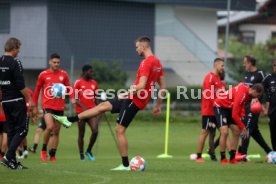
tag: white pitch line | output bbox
[47,169,112,184]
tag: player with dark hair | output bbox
[73,64,100,160]
[236,56,272,161]
[263,60,276,151]
[195,58,226,162]
[214,83,264,164]
[0,37,34,169]
[53,36,166,171]
[32,53,75,162]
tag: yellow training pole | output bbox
[157,92,173,158]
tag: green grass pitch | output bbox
[1,113,276,184]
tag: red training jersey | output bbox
[130,55,164,110]
[214,83,250,129]
[73,78,98,113]
[33,69,71,111]
[201,71,226,116]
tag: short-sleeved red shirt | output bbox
[130,55,164,109]
[201,72,226,116]
[33,69,72,111]
[73,78,98,113]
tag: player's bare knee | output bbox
[201,129,209,137]
[115,125,125,135]
[98,101,112,113]
[46,125,54,130]
[220,129,228,137]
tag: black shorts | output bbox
[44,108,64,116]
[38,118,46,130]
[2,99,28,136]
[202,116,216,130]
[108,98,139,128]
[214,107,235,128]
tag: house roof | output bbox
[217,0,275,26]
[217,11,258,26]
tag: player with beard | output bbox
[195,58,226,162]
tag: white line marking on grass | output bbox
[47,169,112,184]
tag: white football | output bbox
[100,92,107,101]
[267,151,276,164]
[51,83,66,98]
[130,156,146,171]
[190,153,197,160]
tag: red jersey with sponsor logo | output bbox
[201,72,226,116]
[33,69,71,111]
[130,55,164,109]
[214,83,250,129]
[73,78,98,113]
[25,87,33,116]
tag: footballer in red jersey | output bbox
[53,36,166,170]
[32,53,75,162]
[213,83,264,164]
[195,58,226,162]
[73,64,100,161]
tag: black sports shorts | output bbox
[202,116,217,130]
[108,98,139,128]
[214,107,235,128]
[44,108,64,116]
[38,118,46,130]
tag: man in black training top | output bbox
[237,56,272,161]
[263,60,276,151]
[0,37,34,169]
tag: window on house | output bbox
[0,3,10,33]
[272,32,276,39]
[239,31,255,45]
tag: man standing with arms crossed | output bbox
[0,37,34,169]
[195,58,226,162]
[54,36,166,171]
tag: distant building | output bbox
[218,0,276,45]
[0,0,255,87]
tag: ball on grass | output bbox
[190,153,197,160]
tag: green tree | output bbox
[226,37,276,82]
[90,60,128,88]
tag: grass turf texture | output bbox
[1,112,276,184]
